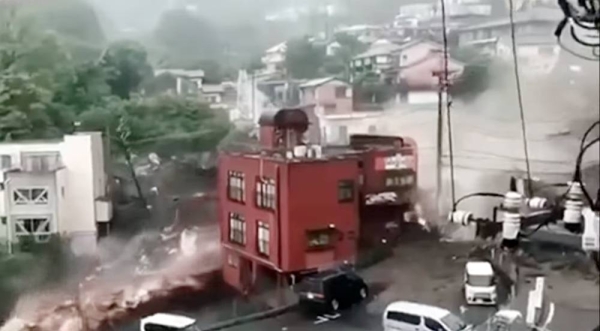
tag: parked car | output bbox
[464,261,497,305]
[140,313,198,331]
[383,301,471,331]
[295,268,369,313]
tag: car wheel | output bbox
[359,287,368,300]
[330,299,340,312]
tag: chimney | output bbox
[257,108,310,149]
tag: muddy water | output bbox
[0,226,221,331]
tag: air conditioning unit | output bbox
[293,145,307,158]
[312,145,323,158]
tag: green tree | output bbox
[285,37,326,79]
[154,10,221,66]
[78,95,230,156]
[100,41,153,99]
[22,0,105,45]
[322,33,367,78]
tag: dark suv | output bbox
[295,268,369,313]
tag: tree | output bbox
[22,0,105,45]
[285,37,326,79]
[100,41,153,99]
[77,95,231,157]
[154,10,221,66]
[322,33,367,78]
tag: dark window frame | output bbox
[386,311,421,325]
[425,317,446,331]
[229,212,246,245]
[306,229,335,250]
[338,180,354,202]
[255,178,276,210]
[257,221,270,256]
[227,171,245,203]
[335,86,347,98]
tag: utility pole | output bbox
[251,72,256,121]
[436,74,444,219]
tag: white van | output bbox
[464,261,497,306]
[383,301,470,331]
[140,313,198,331]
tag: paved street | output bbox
[223,240,599,331]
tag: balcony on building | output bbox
[19,152,64,173]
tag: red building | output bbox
[218,108,417,291]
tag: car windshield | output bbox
[144,323,199,331]
[467,274,493,287]
[440,313,468,331]
[298,277,324,293]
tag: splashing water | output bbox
[0,225,221,331]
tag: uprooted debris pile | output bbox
[0,225,221,331]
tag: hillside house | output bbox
[261,42,287,74]
[0,133,112,256]
[299,77,353,116]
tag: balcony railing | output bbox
[20,153,63,172]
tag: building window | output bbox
[368,125,377,133]
[375,56,389,64]
[307,229,333,249]
[338,125,348,144]
[338,180,354,202]
[256,178,276,209]
[0,155,11,169]
[228,171,245,203]
[13,188,49,205]
[14,217,52,243]
[227,253,239,268]
[257,221,270,256]
[335,86,347,98]
[229,213,246,245]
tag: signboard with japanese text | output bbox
[375,154,414,171]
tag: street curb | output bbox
[200,302,298,331]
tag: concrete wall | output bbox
[399,42,441,67]
[301,81,353,115]
[283,159,360,272]
[0,133,108,255]
[320,113,383,145]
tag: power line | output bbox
[440,0,457,207]
[508,0,533,195]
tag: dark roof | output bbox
[258,108,309,131]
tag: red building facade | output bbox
[218,108,417,291]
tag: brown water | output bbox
[0,226,221,331]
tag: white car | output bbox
[383,301,470,331]
[464,261,497,306]
[140,313,198,331]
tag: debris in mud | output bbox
[0,226,221,331]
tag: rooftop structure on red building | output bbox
[217,108,419,292]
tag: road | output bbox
[223,240,599,331]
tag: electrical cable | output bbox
[519,210,558,237]
[557,36,600,60]
[574,137,599,206]
[580,120,600,150]
[508,0,533,196]
[453,192,505,211]
[440,0,457,208]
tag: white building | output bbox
[0,132,112,256]
[261,42,287,74]
[154,69,205,95]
